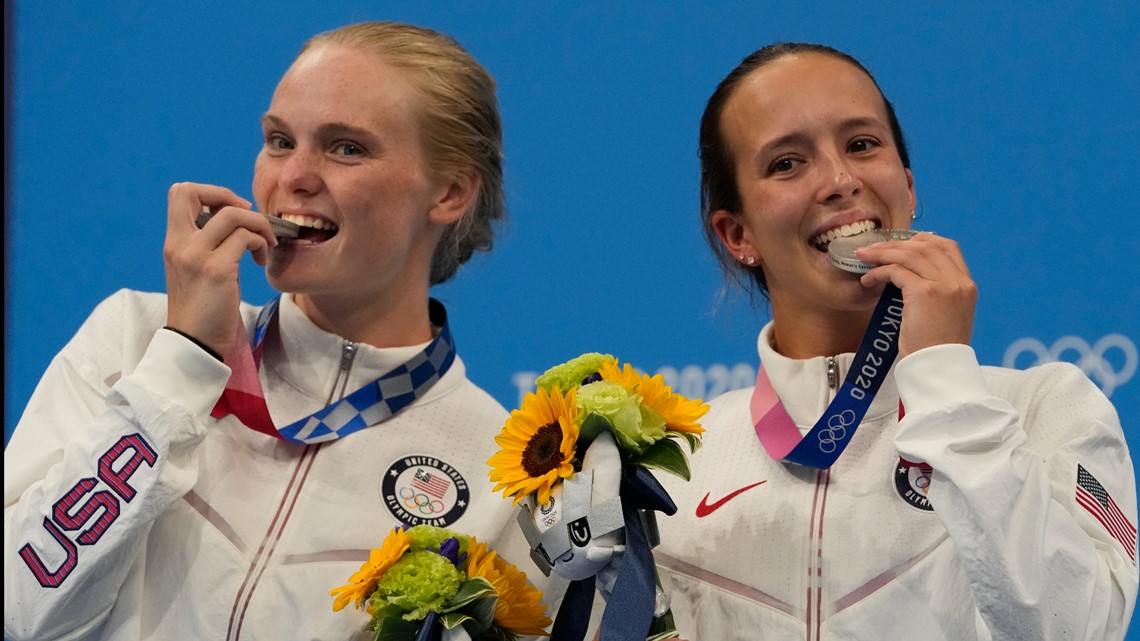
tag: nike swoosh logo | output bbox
[695,481,767,518]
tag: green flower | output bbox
[404,525,470,557]
[536,353,613,393]
[369,550,462,622]
[576,380,666,454]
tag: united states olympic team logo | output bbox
[894,459,935,512]
[1003,333,1136,397]
[381,456,470,527]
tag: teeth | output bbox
[812,220,877,248]
[280,213,339,231]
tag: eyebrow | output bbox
[836,116,887,135]
[754,116,889,157]
[260,115,376,142]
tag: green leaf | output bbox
[675,430,702,455]
[373,617,420,641]
[577,412,615,453]
[440,611,475,629]
[647,607,679,641]
[458,594,498,630]
[443,578,495,611]
[635,437,691,481]
[373,604,407,621]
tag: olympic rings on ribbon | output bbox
[817,409,857,454]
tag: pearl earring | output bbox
[747,256,756,266]
[911,210,917,222]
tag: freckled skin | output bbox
[253,44,452,347]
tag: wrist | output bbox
[163,326,224,362]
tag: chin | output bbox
[265,270,309,295]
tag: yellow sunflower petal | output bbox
[329,527,411,612]
[601,363,709,435]
[487,387,579,504]
[466,538,552,636]
[598,359,640,390]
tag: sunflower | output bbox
[488,385,579,505]
[599,360,708,435]
[465,538,552,636]
[330,526,412,612]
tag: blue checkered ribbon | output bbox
[250,298,455,444]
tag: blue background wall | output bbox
[6,1,1139,634]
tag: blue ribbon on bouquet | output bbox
[414,611,442,641]
[551,466,677,641]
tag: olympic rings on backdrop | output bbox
[1003,334,1137,397]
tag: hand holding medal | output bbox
[750,226,977,469]
[844,229,977,359]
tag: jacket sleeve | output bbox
[3,291,230,641]
[893,344,1138,641]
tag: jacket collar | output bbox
[756,321,899,430]
[259,294,465,407]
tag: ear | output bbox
[905,168,916,213]
[711,209,759,264]
[428,169,481,226]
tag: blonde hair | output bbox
[302,21,504,285]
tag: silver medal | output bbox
[828,228,919,274]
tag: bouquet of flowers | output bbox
[487,353,708,641]
[331,524,552,641]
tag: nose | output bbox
[277,147,325,196]
[817,153,862,203]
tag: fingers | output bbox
[192,206,278,254]
[163,182,274,355]
[167,181,277,249]
[857,233,968,285]
[166,181,252,240]
[854,232,977,357]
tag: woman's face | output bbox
[714,53,916,319]
[253,44,454,318]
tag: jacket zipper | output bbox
[326,340,358,405]
[228,339,358,640]
[808,355,839,639]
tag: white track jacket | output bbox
[655,323,1138,640]
[4,290,534,641]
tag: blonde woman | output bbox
[5,21,528,641]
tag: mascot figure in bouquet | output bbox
[488,354,708,641]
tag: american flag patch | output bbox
[411,468,451,499]
[1075,464,1136,563]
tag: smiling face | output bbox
[253,43,460,336]
[712,52,916,350]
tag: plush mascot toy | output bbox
[517,431,669,616]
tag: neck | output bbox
[768,306,873,359]
[292,286,434,348]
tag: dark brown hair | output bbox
[699,43,910,299]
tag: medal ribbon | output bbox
[549,466,677,641]
[751,285,903,468]
[210,297,455,444]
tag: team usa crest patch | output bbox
[381,455,470,527]
[894,458,935,512]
